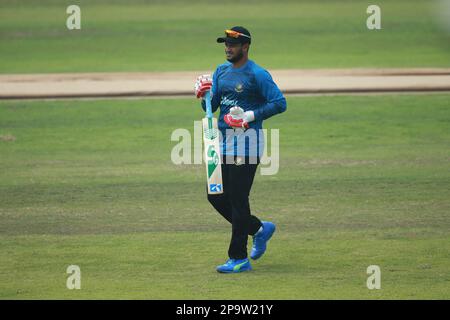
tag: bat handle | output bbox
[205,91,212,119]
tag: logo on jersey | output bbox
[234,156,244,166]
[235,83,244,93]
[221,96,239,107]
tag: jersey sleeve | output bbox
[201,66,221,113]
[253,69,287,121]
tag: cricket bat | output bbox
[203,91,223,194]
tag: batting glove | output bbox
[224,106,255,129]
[195,74,212,99]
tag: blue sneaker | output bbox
[216,258,252,273]
[250,221,276,260]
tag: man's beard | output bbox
[226,50,244,63]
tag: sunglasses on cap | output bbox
[225,29,251,40]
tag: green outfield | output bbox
[1,0,449,73]
[1,94,449,299]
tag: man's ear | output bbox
[243,43,250,53]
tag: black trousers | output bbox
[207,156,262,259]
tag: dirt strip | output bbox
[1,68,449,99]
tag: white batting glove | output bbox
[229,106,245,119]
[229,106,255,122]
[225,106,255,129]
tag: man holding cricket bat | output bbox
[194,26,287,273]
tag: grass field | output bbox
[1,0,449,73]
[1,94,449,299]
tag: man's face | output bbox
[225,42,245,63]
